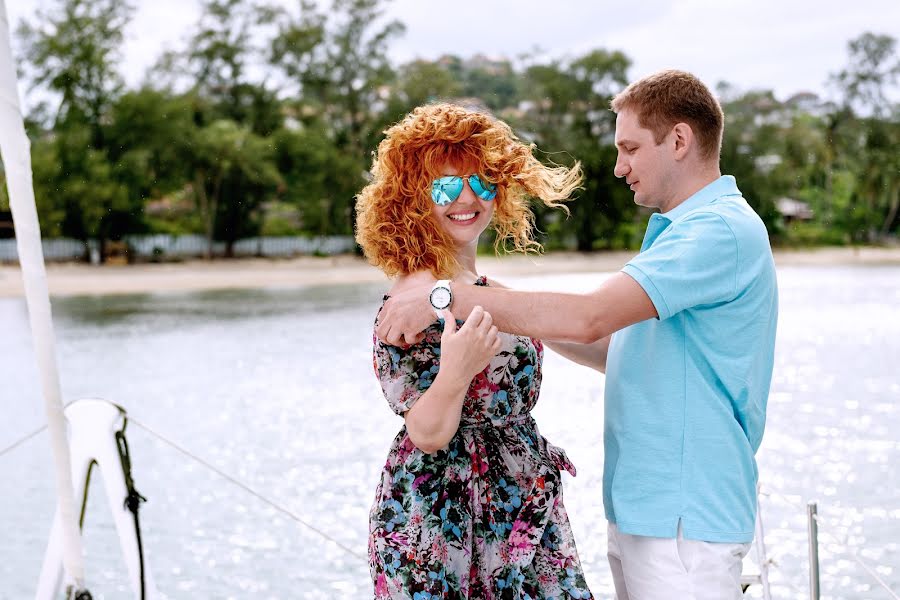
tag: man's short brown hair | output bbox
[611,70,724,161]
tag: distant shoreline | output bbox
[1,247,899,298]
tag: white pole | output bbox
[0,0,88,592]
[38,400,160,600]
[807,501,821,600]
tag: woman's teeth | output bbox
[449,212,476,221]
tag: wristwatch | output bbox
[429,279,452,317]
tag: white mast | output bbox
[0,0,88,592]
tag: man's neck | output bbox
[660,166,722,214]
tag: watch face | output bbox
[430,287,451,309]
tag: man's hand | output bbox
[377,280,437,346]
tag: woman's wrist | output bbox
[433,367,472,397]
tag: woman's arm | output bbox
[403,306,500,454]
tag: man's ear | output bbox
[672,122,693,160]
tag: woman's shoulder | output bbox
[383,270,490,300]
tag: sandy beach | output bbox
[1,246,899,298]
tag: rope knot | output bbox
[124,488,147,514]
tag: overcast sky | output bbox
[6,0,900,103]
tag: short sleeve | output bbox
[622,211,739,320]
[373,330,441,416]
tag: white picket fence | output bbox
[0,234,356,262]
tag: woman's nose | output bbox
[457,178,478,202]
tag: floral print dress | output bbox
[369,278,593,599]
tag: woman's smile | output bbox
[447,210,479,224]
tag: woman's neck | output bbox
[455,246,478,278]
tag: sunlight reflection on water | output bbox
[0,265,897,598]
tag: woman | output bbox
[356,103,592,599]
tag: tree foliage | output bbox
[9,1,899,258]
[17,0,133,145]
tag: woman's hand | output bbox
[438,305,501,380]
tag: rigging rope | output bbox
[7,423,895,594]
[116,423,148,600]
[812,512,900,600]
[1,418,366,561]
[0,424,47,458]
[129,417,365,561]
[761,487,899,599]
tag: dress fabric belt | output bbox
[456,413,576,476]
[458,413,534,430]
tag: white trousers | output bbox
[607,522,751,600]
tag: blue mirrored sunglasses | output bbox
[430,174,497,206]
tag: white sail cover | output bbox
[0,0,87,590]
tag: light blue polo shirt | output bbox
[604,175,778,543]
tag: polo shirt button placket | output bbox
[641,214,672,252]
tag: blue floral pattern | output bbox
[369,278,593,599]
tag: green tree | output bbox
[457,56,520,111]
[0,167,9,212]
[17,0,144,257]
[157,0,283,135]
[17,0,133,147]
[1,166,12,241]
[104,88,198,204]
[774,108,840,244]
[719,89,788,237]
[518,50,631,251]
[832,32,900,118]
[389,59,464,113]
[190,120,281,257]
[151,0,286,252]
[269,0,405,234]
[273,0,403,154]
[272,125,361,235]
[828,32,900,241]
[29,128,135,249]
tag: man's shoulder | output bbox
[693,199,776,286]
[684,197,769,245]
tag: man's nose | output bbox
[614,158,629,179]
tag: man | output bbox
[376,69,778,600]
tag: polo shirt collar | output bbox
[639,176,741,252]
[660,175,741,223]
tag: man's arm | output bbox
[376,271,658,346]
[544,336,611,373]
[489,277,611,373]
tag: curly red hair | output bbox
[355,103,583,278]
